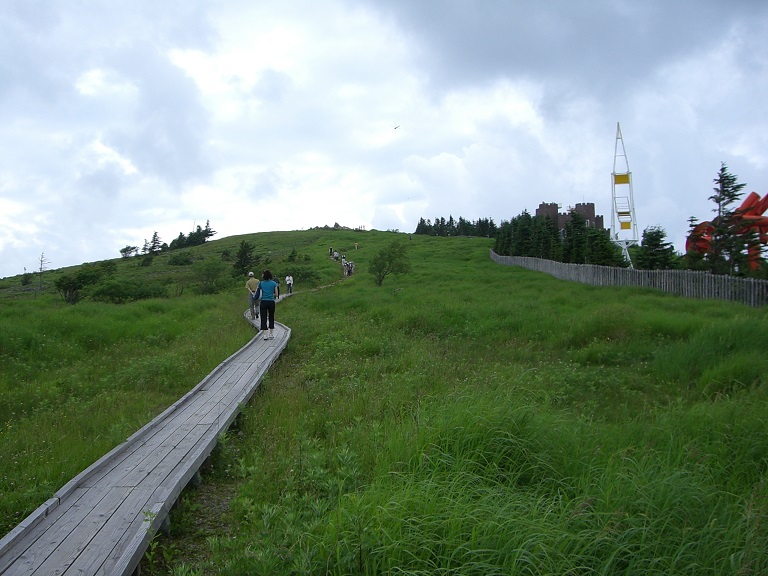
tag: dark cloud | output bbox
[360,0,767,97]
[104,45,211,184]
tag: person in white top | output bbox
[285,274,293,294]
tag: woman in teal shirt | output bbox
[256,269,279,340]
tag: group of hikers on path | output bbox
[247,244,358,338]
[329,244,357,276]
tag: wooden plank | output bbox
[0,486,118,575]
[0,498,59,572]
[100,502,163,576]
[17,487,131,576]
[61,490,158,575]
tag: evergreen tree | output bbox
[562,211,588,263]
[635,226,677,270]
[510,211,535,256]
[414,218,432,235]
[446,215,456,235]
[416,215,497,239]
[119,245,138,258]
[203,220,216,241]
[476,217,489,237]
[233,240,259,277]
[187,225,207,246]
[708,163,746,274]
[486,218,497,238]
[532,215,560,260]
[149,231,162,254]
[456,217,471,236]
[169,232,188,251]
[493,221,513,255]
[587,228,627,266]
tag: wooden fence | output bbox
[490,251,768,307]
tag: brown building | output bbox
[535,202,604,231]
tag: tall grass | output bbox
[0,291,256,532]
[155,232,767,575]
[2,229,767,575]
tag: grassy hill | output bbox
[1,229,767,575]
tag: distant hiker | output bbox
[245,271,260,320]
[354,242,358,250]
[256,269,280,340]
[285,274,293,294]
[329,246,333,257]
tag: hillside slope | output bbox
[2,229,767,574]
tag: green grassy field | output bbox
[1,229,766,575]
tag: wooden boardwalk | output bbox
[0,313,289,576]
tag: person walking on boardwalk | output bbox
[256,269,280,340]
[285,274,293,294]
[245,271,260,320]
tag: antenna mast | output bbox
[611,122,639,266]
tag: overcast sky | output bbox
[2,0,768,277]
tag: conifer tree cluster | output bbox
[493,210,627,266]
[119,220,216,258]
[414,216,497,237]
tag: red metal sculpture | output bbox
[686,192,768,270]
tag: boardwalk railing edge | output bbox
[490,250,768,307]
[0,319,291,574]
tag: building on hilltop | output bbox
[535,202,605,231]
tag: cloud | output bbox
[2,0,768,277]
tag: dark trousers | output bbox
[260,300,276,330]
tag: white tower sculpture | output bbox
[611,122,639,266]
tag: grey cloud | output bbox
[359,0,767,98]
[250,69,294,103]
[104,45,211,184]
[1,1,216,184]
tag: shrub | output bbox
[283,265,321,286]
[54,266,103,304]
[194,258,228,294]
[369,240,410,286]
[91,280,167,303]
[169,251,194,266]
